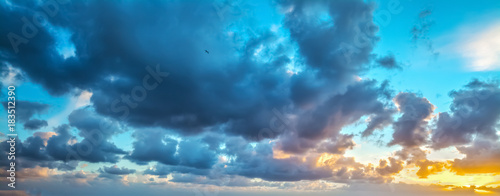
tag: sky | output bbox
[0,0,500,195]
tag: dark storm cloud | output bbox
[297,80,391,139]
[316,134,355,154]
[222,137,332,181]
[0,0,401,183]
[18,135,51,161]
[127,130,217,169]
[278,80,395,153]
[3,121,128,171]
[233,156,331,182]
[280,0,380,107]
[98,166,136,180]
[68,107,124,139]
[374,53,402,70]
[141,134,334,182]
[177,139,219,169]
[431,79,500,149]
[46,124,126,163]
[1,100,49,122]
[362,107,395,137]
[389,92,434,148]
[0,130,78,171]
[0,0,391,143]
[101,165,136,175]
[126,130,178,166]
[23,119,48,130]
[0,0,290,140]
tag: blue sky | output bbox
[1,0,500,195]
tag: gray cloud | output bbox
[278,80,395,154]
[431,79,500,149]
[101,165,136,175]
[0,0,419,185]
[0,0,394,145]
[450,138,500,175]
[127,130,217,169]
[23,119,48,130]
[1,100,49,122]
[375,53,402,70]
[389,92,434,148]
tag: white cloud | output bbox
[47,90,92,127]
[75,90,93,108]
[461,22,500,71]
[0,63,23,86]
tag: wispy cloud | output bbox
[461,22,500,71]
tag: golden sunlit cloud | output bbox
[396,164,500,188]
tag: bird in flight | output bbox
[205,50,209,54]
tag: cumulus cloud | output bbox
[0,0,394,145]
[278,80,395,154]
[4,0,493,190]
[316,134,356,154]
[415,160,446,178]
[281,0,380,108]
[46,124,126,163]
[33,131,57,145]
[450,139,500,175]
[141,133,333,182]
[101,165,136,175]
[68,107,124,139]
[394,147,445,179]
[23,119,48,130]
[0,130,78,171]
[1,100,49,122]
[127,130,217,170]
[389,93,435,148]
[222,137,332,182]
[98,165,136,180]
[376,157,404,176]
[431,79,500,149]
[0,0,398,180]
[317,154,399,184]
[0,111,128,172]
